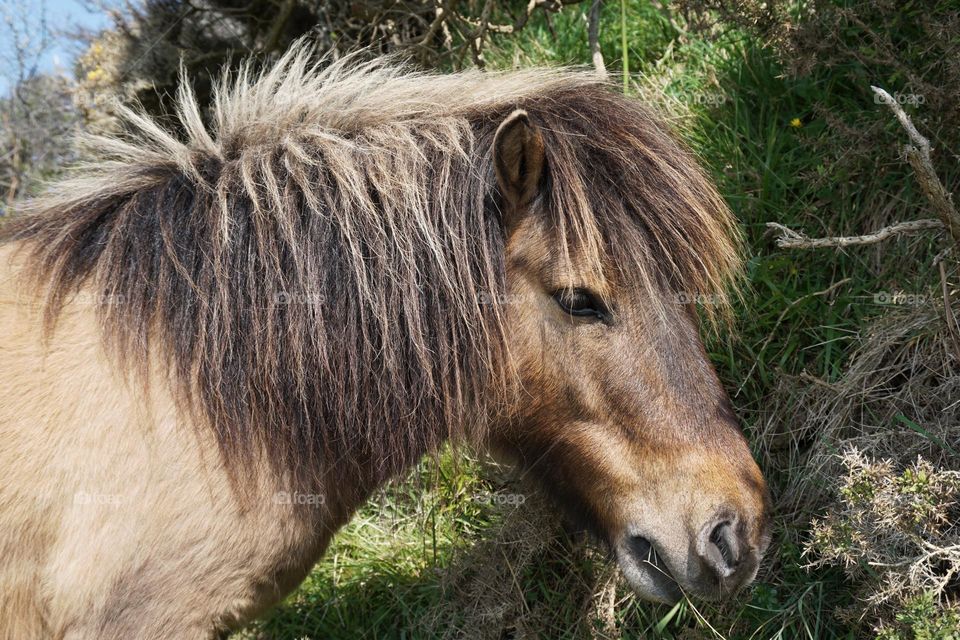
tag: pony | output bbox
[0,48,770,638]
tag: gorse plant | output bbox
[807,450,960,632]
[876,593,960,640]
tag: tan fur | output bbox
[0,47,769,635]
[0,247,338,638]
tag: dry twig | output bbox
[767,85,959,254]
[588,0,606,79]
[766,219,943,249]
[871,85,960,248]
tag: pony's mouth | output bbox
[614,535,683,604]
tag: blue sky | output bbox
[0,0,111,95]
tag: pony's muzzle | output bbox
[616,506,768,604]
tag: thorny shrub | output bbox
[807,449,960,636]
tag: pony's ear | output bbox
[493,109,546,216]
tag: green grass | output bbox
[236,453,494,639]
[236,3,949,638]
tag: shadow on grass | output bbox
[237,568,449,640]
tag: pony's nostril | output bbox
[626,535,653,563]
[710,522,737,567]
[701,520,742,578]
[626,535,674,580]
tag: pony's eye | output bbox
[552,288,609,321]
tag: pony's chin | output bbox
[614,536,684,604]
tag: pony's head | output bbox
[1,50,769,604]
[485,107,770,603]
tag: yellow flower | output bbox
[86,68,105,83]
[790,117,803,128]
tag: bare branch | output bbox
[588,0,605,79]
[766,219,944,249]
[872,85,960,248]
[469,0,494,68]
[933,246,954,266]
[419,0,452,47]
[259,0,296,54]
[871,86,930,153]
[769,88,959,256]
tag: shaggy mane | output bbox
[1,48,741,489]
